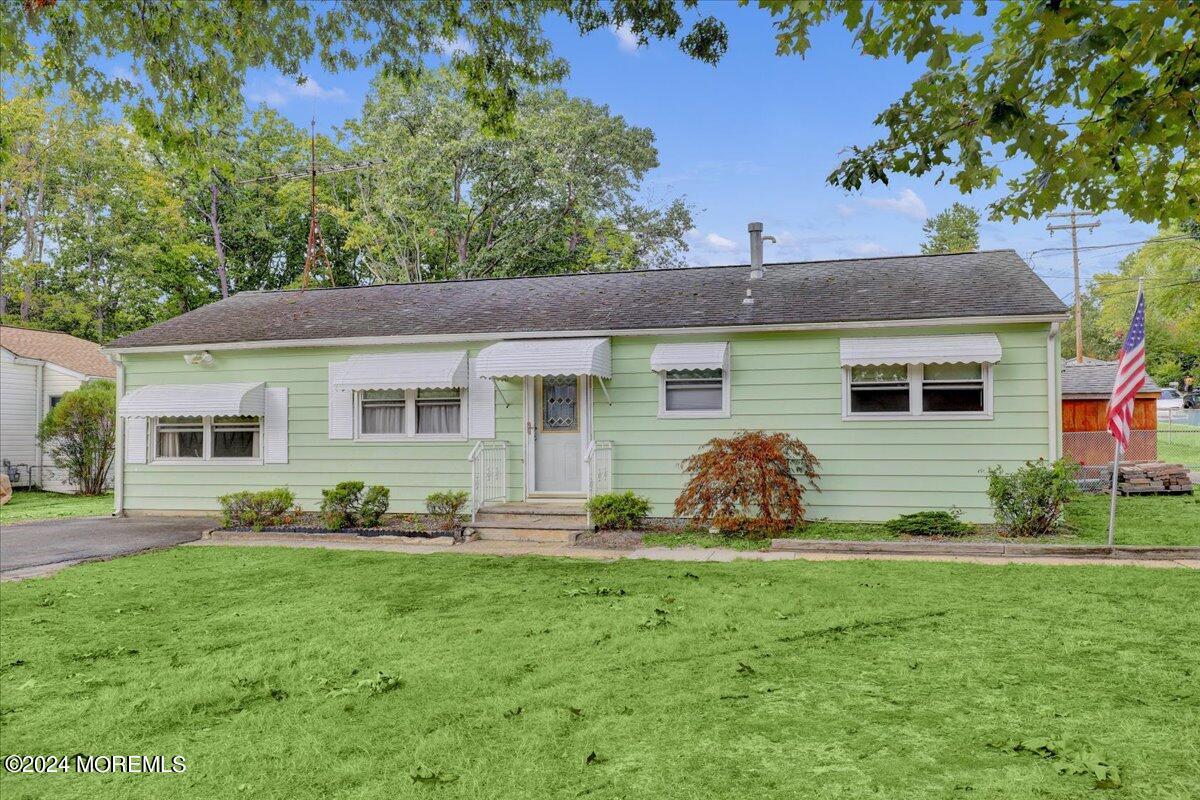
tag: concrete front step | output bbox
[471,502,590,543]
[469,526,578,544]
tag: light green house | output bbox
[104,238,1067,534]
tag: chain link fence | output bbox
[1063,424,1199,480]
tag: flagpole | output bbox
[1106,439,1121,548]
[1106,276,1145,548]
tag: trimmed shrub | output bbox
[36,380,116,496]
[986,458,1079,537]
[320,481,365,531]
[359,485,391,528]
[587,491,651,529]
[884,509,974,537]
[425,490,468,530]
[585,491,652,527]
[674,430,820,537]
[219,488,297,531]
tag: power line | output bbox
[1026,233,1193,258]
[1093,277,1200,297]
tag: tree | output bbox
[1088,229,1200,386]
[37,380,117,496]
[674,431,821,536]
[920,202,981,254]
[344,71,691,280]
[2,92,200,341]
[10,1,1198,226]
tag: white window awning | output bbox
[475,338,611,379]
[840,334,1003,367]
[332,351,468,391]
[119,382,265,418]
[650,342,729,372]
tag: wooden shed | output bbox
[1061,358,1160,465]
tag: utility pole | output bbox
[1047,209,1100,363]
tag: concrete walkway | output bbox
[196,531,1200,569]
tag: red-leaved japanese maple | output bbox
[674,431,820,535]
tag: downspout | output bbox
[113,354,125,516]
[1047,323,1060,461]
[34,360,44,487]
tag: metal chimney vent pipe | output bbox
[748,222,775,279]
[748,222,764,279]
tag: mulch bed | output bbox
[223,511,463,540]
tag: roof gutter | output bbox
[102,313,1070,355]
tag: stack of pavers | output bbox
[1101,462,1194,495]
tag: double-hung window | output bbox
[921,363,985,413]
[662,369,727,415]
[360,390,406,435]
[847,365,911,414]
[844,363,992,419]
[152,416,262,461]
[651,342,731,418]
[356,388,464,439]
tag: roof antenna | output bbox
[301,115,336,290]
[748,222,776,279]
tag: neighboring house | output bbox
[103,232,1067,528]
[0,325,117,492]
[1061,357,1161,468]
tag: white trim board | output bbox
[103,314,1067,355]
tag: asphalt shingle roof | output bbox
[107,249,1067,349]
[1,326,116,377]
[1061,358,1161,397]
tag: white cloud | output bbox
[835,203,855,218]
[612,23,640,53]
[703,232,737,251]
[684,229,743,265]
[862,188,928,220]
[249,76,346,108]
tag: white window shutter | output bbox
[468,358,495,439]
[125,417,147,464]
[328,362,354,439]
[263,387,289,463]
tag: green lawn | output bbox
[0,491,113,524]
[647,493,1200,549]
[1157,423,1200,467]
[1,547,1197,799]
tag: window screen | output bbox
[416,388,462,435]
[921,363,984,413]
[849,365,910,413]
[361,390,406,435]
[664,369,724,412]
[155,417,204,458]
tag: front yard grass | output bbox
[0,490,113,524]
[645,493,1199,549]
[1,547,1197,799]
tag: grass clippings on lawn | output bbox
[1,547,1197,799]
[0,491,113,524]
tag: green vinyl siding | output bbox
[120,322,1054,522]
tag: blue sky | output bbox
[237,4,1154,302]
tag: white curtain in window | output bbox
[362,403,405,434]
[417,402,460,434]
[417,389,461,434]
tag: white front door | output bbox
[528,375,585,495]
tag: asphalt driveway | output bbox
[0,515,213,580]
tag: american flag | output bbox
[1106,286,1147,448]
